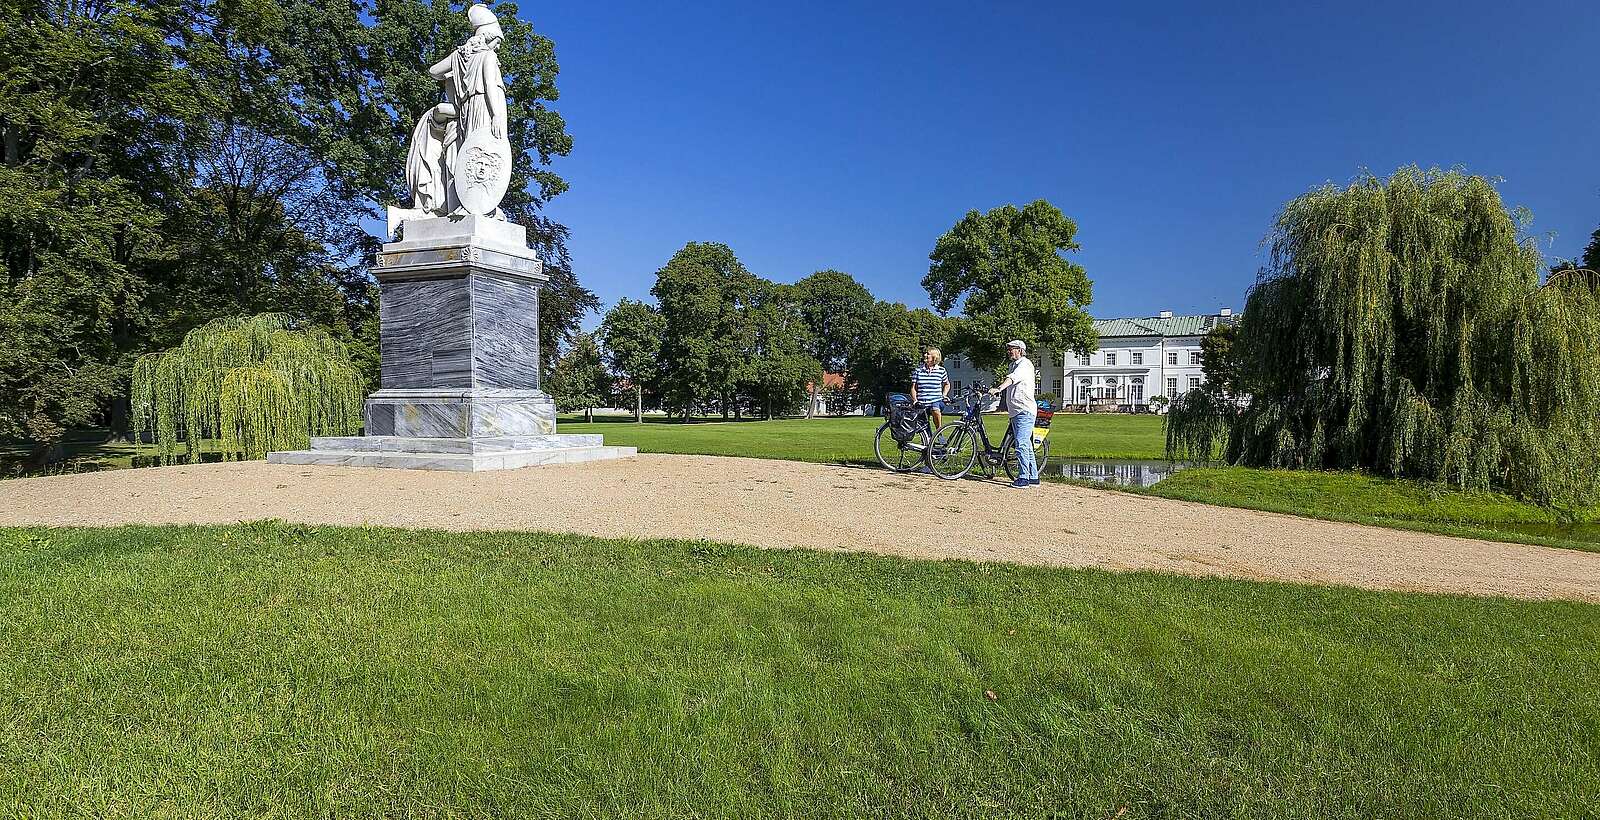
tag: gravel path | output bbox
[2,454,1597,602]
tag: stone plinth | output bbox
[269,434,636,472]
[268,215,633,471]
[365,389,555,438]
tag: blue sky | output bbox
[523,0,1599,322]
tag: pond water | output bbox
[1045,459,1186,488]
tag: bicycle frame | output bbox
[952,387,1015,473]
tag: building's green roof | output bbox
[1094,314,1235,338]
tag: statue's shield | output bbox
[453,131,513,215]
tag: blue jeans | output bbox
[1010,411,1038,480]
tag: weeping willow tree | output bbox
[1170,167,1600,509]
[1165,387,1237,463]
[131,314,365,462]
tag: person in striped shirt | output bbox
[910,347,950,429]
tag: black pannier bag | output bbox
[886,393,920,444]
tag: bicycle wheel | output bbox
[930,422,978,480]
[1002,430,1051,481]
[874,420,931,473]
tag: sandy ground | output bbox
[2,454,1597,602]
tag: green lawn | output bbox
[1138,467,1600,554]
[0,429,159,476]
[561,413,1167,463]
[0,523,1594,818]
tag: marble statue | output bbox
[270,3,638,470]
[389,3,513,236]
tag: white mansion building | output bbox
[943,310,1237,412]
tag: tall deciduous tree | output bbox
[846,302,958,414]
[0,0,202,464]
[1582,224,1600,273]
[598,298,664,422]
[650,242,760,420]
[923,200,1096,369]
[792,269,873,417]
[739,283,819,420]
[1199,323,1243,400]
[546,332,609,422]
[1173,167,1600,508]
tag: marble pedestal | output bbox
[268,215,635,471]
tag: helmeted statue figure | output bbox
[390,3,513,236]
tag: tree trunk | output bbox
[585,406,593,423]
[3,123,20,165]
[634,385,643,423]
[806,382,817,419]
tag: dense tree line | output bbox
[552,201,1097,422]
[562,228,1085,421]
[0,0,593,464]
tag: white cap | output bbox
[1006,340,1026,352]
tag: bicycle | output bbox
[873,393,942,472]
[928,383,1052,481]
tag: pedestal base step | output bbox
[266,435,636,472]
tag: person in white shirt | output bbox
[989,340,1039,488]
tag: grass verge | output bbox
[0,523,1595,817]
[559,413,1166,463]
[1126,467,1600,554]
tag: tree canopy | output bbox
[131,314,364,461]
[650,242,763,419]
[792,270,874,375]
[546,332,609,422]
[923,200,1096,369]
[739,283,820,419]
[1172,167,1600,509]
[597,298,664,422]
[792,270,873,417]
[846,302,959,411]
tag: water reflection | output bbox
[1047,459,1185,487]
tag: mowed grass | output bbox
[1142,467,1600,554]
[561,413,1166,463]
[1,523,1596,818]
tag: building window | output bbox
[1167,377,1178,395]
[1052,379,1062,395]
[1132,351,1143,366]
[1190,351,1202,366]
[953,380,962,393]
[1105,352,1117,366]
[1167,351,1179,366]
[1080,354,1091,366]
[1131,377,1144,401]
[1189,377,1201,391]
